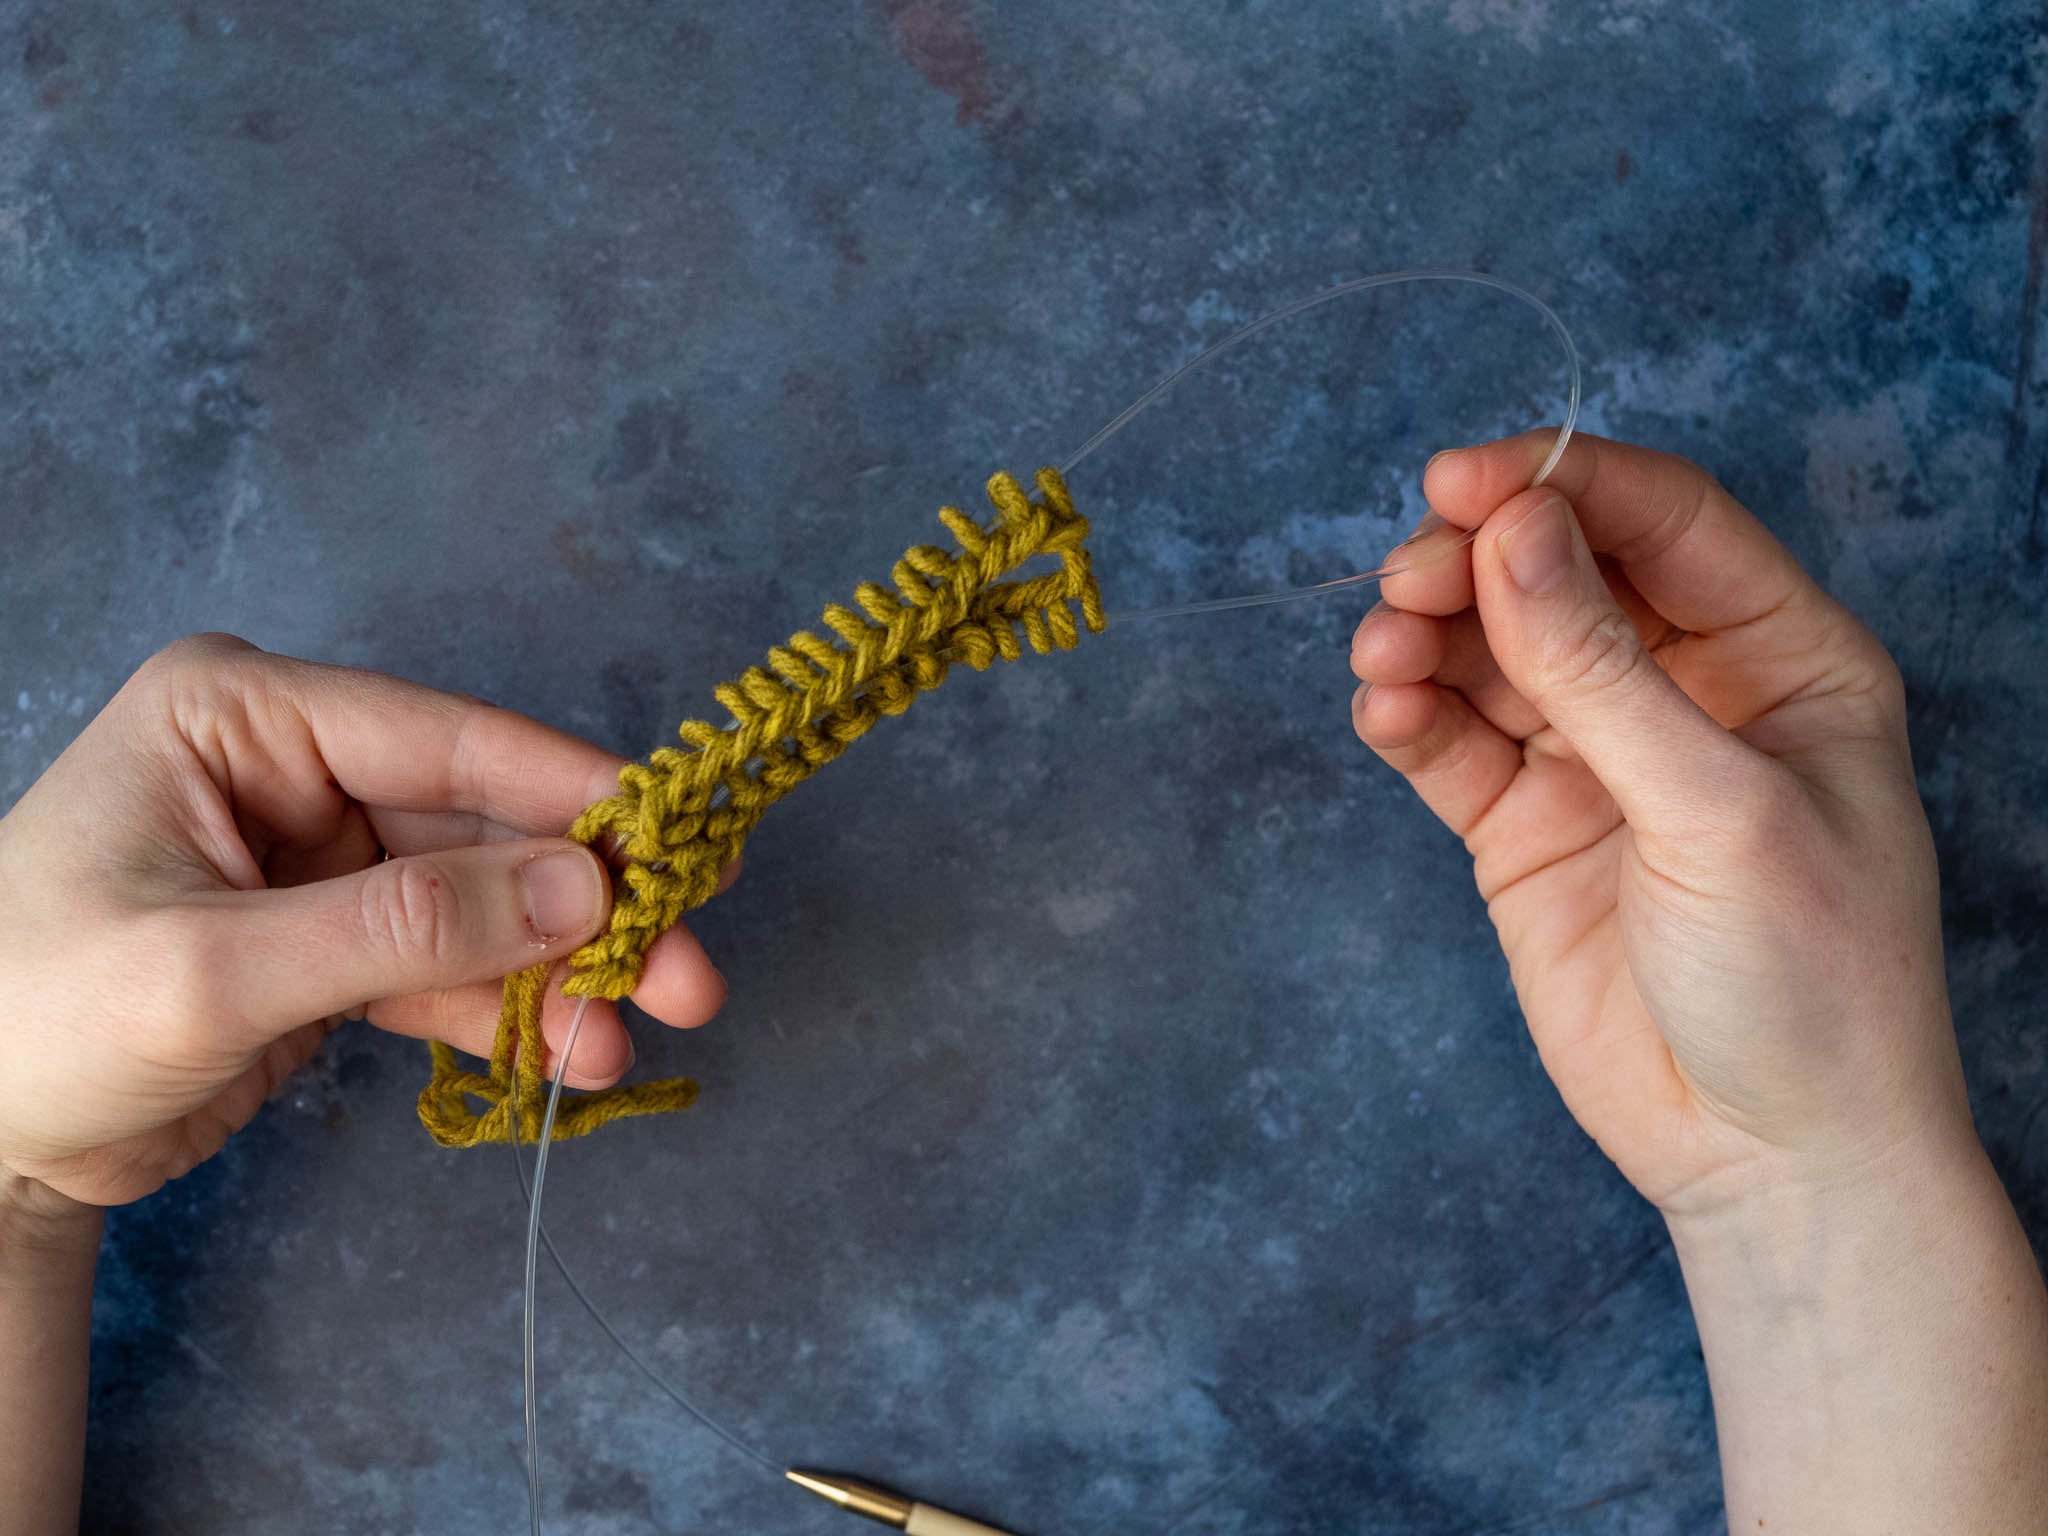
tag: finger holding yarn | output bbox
[416,467,1104,1148]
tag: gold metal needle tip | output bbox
[785,1470,915,1529]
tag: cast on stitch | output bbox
[417,467,1105,1147]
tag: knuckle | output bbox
[1803,610,1911,738]
[357,857,467,970]
[1844,625,1908,711]
[130,633,272,721]
[1606,451,1720,565]
[1712,766,1816,865]
[143,632,261,679]
[1653,444,1718,490]
[1643,443,1720,498]
[1858,647,1909,728]
[1541,608,1646,702]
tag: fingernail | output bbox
[622,1033,637,1072]
[521,848,605,942]
[1501,497,1574,594]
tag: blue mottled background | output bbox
[4,2,2045,1532]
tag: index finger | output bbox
[281,658,629,834]
[1422,428,1832,639]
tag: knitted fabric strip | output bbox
[417,468,1105,1147]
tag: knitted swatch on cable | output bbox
[416,467,1105,1147]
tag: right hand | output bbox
[1348,430,1971,1219]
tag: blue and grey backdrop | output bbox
[4,3,2045,1532]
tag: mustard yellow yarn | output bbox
[416,467,1105,1147]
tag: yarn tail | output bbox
[416,963,699,1148]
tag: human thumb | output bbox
[211,839,611,1033]
[1473,489,1761,837]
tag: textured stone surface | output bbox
[3,2,2044,1531]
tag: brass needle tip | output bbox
[785,1470,914,1528]
[786,1470,843,1502]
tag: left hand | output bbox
[0,632,731,1208]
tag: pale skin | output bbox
[1,432,2044,1530]
[0,640,731,1532]
[1354,431,2048,1528]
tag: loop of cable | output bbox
[515,268,1583,1531]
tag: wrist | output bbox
[1661,1115,2048,1530]
[1664,1116,1996,1300]
[0,1170,103,1288]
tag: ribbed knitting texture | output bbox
[417,468,1104,1147]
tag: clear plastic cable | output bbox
[510,1040,782,1481]
[1062,268,1580,623]
[519,994,589,1535]
[511,268,1584,1527]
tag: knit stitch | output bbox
[418,468,1105,1147]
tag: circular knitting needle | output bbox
[496,269,1588,1536]
[521,993,592,1536]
